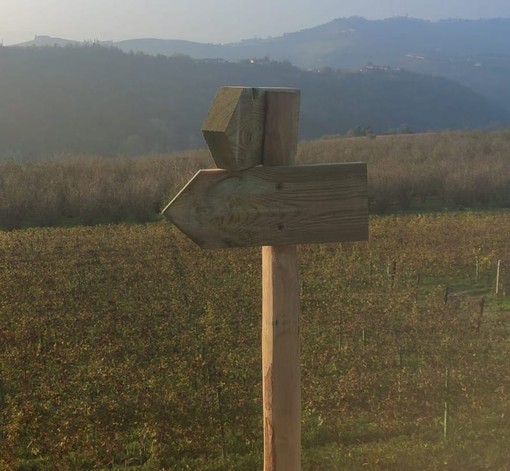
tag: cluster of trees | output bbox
[0,129,508,230]
[0,44,507,159]
[0,150,208,230]
[300,129,510,212]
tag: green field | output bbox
[0,212,509,470]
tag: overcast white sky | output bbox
[2,0,510,45]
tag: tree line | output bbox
[0,129,509,230]
[0,44,507,159]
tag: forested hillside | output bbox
[0,45,507,159]
[109,17,510,115]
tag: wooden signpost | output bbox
[163,87,368,470]
[164,163,368,248]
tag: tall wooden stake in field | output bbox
[163,87,369,470]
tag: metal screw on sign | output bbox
[162,86,369,470]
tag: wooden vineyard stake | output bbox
[496,259,502,295]
[163,86,369,470]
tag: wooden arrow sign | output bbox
[162,162,368,248]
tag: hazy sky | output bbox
[2,0,510,45]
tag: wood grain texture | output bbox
[262,244,301,471]
[161,163,368,248]
[262,89,300,167]
[202,87,300,171]
[201,87,266,170]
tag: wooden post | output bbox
[262,89,301,471]
[496,259,501,295]
[443,366,449,444]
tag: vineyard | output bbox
[0,212,509,470]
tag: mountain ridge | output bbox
[14,16,509,113]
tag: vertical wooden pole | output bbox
[443,366,449,444]
[496,259,501,295]
[262,89,301,471]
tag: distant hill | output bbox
[15,18,510,114]
[0,45,507,159]
[98,17,510,114]
[113,38,226,59]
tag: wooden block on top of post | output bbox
[202,86,266,170]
